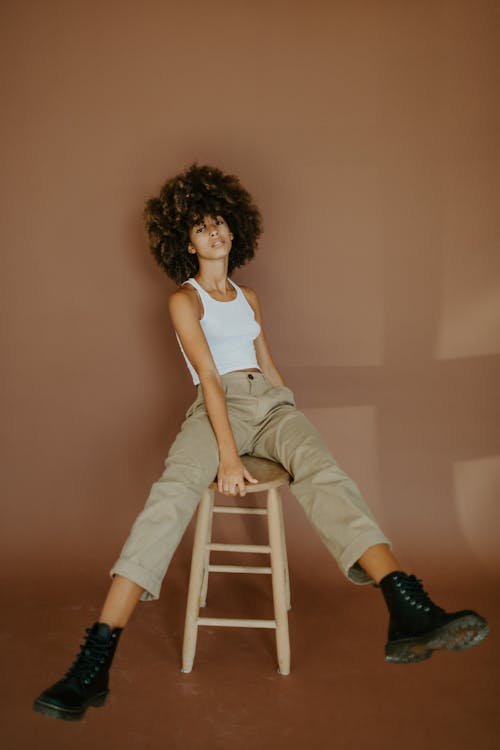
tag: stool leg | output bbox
[267,486,291,676]
[277,491,291,611]
[200,491,215,607]
[182,488,213,673]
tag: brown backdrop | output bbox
[1,1,499,748]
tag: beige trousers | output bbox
[110,371,391,601]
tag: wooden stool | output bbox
[181,455,292,675]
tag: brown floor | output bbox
[3,545,499,750]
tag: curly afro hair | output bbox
[143,162,263,285]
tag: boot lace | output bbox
[394,574,433,612]
[63,628,112,685]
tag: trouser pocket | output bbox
[269,384,296,407]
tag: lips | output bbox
[211,239,224,247]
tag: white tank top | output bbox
[174,276,262,385]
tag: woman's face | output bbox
[187,214,233,261]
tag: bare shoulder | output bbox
[239,284,259,308]
[168,284,202,320]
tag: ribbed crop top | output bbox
[174,276,262,385]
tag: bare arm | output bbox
[168,289,257,495]
[241,286,288,387]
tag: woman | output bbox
[33,163,489,721]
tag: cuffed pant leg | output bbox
[110,409,221,601]
[252,405,392,585]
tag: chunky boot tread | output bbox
[385,611,489,664]
[32,690,108,721]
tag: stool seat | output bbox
[208,455,291,493]
[181,455,293,675]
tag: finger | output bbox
[247,473,259,483]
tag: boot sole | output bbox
[385,613,489,664]
[32,690,109,721]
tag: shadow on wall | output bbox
[266,216,500,578]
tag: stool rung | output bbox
[207,543,271,553]
[198,617,276,629]
[213,506,267,515]
[208,564,272,574]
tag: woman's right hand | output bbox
[217,454,258,496]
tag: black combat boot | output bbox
[33,622,123,721]
[379,571,489,664]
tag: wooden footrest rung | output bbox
[207,543,271,553]
[213,506,267,515]
[198,617,277,629]
[208,564,272,574]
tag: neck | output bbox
[195,269,231,293]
